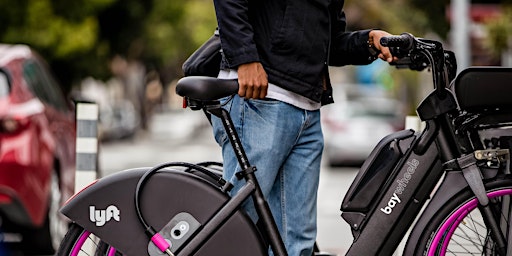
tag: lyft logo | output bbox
[89,205,120,226]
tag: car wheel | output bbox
[21,168,67,255]
[48,170,68,250]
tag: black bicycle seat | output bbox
[176,76,238,101]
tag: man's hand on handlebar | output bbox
[237,62,269,99]
[369,30,398,63]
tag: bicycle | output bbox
[56,33,512,255]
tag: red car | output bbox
[0,44,76,254]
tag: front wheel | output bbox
[412,178,512,255]
[56,223,116,256]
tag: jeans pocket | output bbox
[212,97,234,146]
[249,98,281,106]
[212,121,227,146]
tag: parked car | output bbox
[79,77,141,142]
[99,99,140,141]
[322,94,404,167]
[0,44,76,254]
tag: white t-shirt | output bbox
[218,69,321,111]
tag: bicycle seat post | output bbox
[208,106,288,256]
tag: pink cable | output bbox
[151,233,171,252]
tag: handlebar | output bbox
[380,33,457,92]
[380,32,415,52]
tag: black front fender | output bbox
[403,170,469,255]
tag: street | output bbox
[98,109,358,255]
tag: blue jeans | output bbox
[212,95,323,256]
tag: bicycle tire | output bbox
[412,178,512,255]
[56,223,115,256]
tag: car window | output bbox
[23,60,68,111]
[0,70,10,98]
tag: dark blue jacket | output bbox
[213,0,376,104]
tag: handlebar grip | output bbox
[380,33,415,51]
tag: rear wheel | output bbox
[56,223,113,256]
[49,170,68,249]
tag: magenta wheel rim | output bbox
[427,189,512,255]
[70,230,92,256]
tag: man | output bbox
[211,0,395,255]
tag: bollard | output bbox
[75,103,99,193]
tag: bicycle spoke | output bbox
[78,235,99,256]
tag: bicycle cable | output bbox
[134,161,226,255]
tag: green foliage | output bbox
[0,0,116,91]
[139,0,217,80]
[346,0,433,37]
[0,0,105,56]
[409,0,451,39]
[0,0,217,92]
[484,6,512,57]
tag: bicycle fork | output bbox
[459,150,511,255]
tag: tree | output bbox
[135,0,217,83]
[0,0,118,92]
[0,0,217,93]
[345,0,430,36]
[482,6,512,62]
